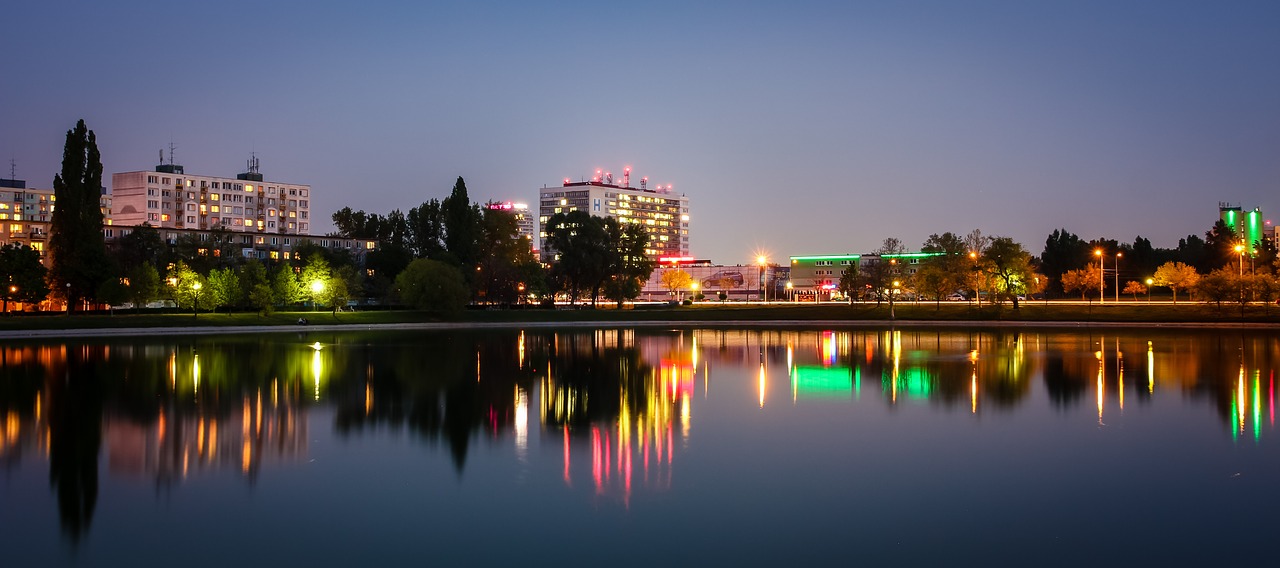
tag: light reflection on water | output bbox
[0,327,1278,565]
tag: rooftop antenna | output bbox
[9,158,15,180]
[168,141,177,166]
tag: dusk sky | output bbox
[5,0,1279,264]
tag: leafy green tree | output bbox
[271,265,301,307]
[394,258,468,313]
[475,203,535,304]
[603,222,654,308]
[982,237,1035,308]
[126,263,161,309]
[323,265,358,313]
[206,268,240,313]
[1195,268,1235,307]
[114,223,168,275]
[1152,261,1200,304]
[299,253,333,309]
[96,278,129,311]
[250,284,275,316]
[49,119,111,311]
[0,243,49,311]
[914,262,951,308]
[166,261,209,315]
[237,261,269,309]
[545,211,610,305]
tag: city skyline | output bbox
[4,1,1279,264]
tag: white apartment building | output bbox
[538,168,690,262]
[0,177,111,262]
[112,159,310,235]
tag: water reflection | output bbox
[1,327,1279,542]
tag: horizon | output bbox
[4,1,1278,263]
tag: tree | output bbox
[1195,268,1235,308]
[0,244,49,311]
[982,237,1035,308]
[407,199,446,259]
[661,269,694,299]
[603,221,654,308]
[1152,261,1200,304]
[126,263,160,310]
[914,262,951,308]
[206,268,240,313]
[442,177,480,271]
[49,119,110,312]
[166,261,208,315]
[1122,280,1147,301]
[474,203,535,304]
[837,264,860,303]
[114,223,167,275]
[1040,229,1091,297]
[299,254,333,309]
[545,211,610,305]
[237,261,270,309]
[271,265,301,307]
[394,258,468,313]
[96,278,128,312]
[1061,267,1101,301]
[249,284,275,316]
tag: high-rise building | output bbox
[487,201,536,249]
[1219,202,1265,253]
[112,156,311,235]
[538,167,690,262]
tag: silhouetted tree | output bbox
[49,120,110,311]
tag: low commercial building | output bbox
[789,252,942,302]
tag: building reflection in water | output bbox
[3,328,1280,537]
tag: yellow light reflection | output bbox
[515,386,528,455]
[758,362,766,408]
[971,372,978,414]
[681,393,691,439]
[1147,341,1154,394]
[312,348,322,401]
[192,353,201,397]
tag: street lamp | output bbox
[891,280,900,319]
[1145,278,1153,303]
[757,255,767,303]
[690,281,699,302]
[786,281,793,302]
[968,251,979,306]
[310,280,324,311]
[1115,252,1122,303]
[191,281,202,318]
[4,284,14,313]
[1094,249,1105,304]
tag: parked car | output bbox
[946,293,967,301]
[701,270,745,289]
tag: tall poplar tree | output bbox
[49,120,110,312]
[442,176,479,270]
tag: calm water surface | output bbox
[1,327,1277,565]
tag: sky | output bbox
[4,0,1279,264]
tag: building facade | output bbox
[538,168,690,262]
[487,201,536,253]
[1219,203,1265,254]
[112,160,311,236]
[103,225,376,265]
[0,177,111,263]
[789,252,943,301]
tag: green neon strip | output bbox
[794,366,853,398]
[881,252,946,259]
[790,254,861,262]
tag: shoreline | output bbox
[3,318,1277,339]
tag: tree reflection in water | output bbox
[1,328,1280,539]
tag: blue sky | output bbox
[4,0,1279,263]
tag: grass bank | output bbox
[0,300,1276,332]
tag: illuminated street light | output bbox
[191,281,202,318]
[1145,277,1153,303]
[757,255,768,303]
[786,281,793,303]
[1115,252,1123,303]
[311,280,324,312]
[1094,249,1104,304]
[690,281,700,302]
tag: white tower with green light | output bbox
[1219,203,1264,254]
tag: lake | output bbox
[0,326,1277,565]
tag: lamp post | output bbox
[969,251,979,306]
[891,280,900,319]
[757,255,767,303]
[1145,278,1153,303]
[1114,252,1122,303]
[1094,249,1104,304]
[191,281,202,318]
[786,281,793,302]
[690,281,699,303]
[1234,243,1246,307]
[4,284,14,313]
